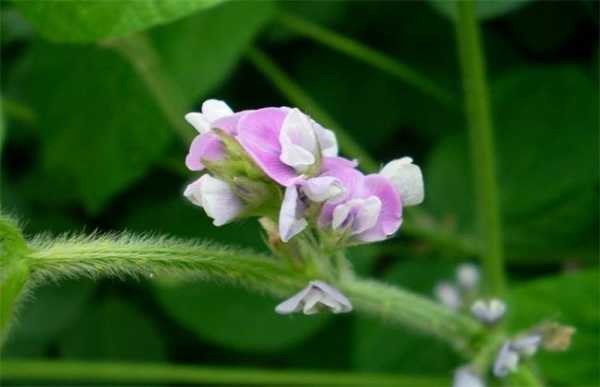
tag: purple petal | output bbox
[185,133,225,171]
[236,108,298,186]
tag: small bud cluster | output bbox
[434,263,481,311]
[493,334,542,377]
[183,100,426,315]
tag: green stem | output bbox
[276,11,457,109]
[340,277,482,348]
[509,363,545,387]
[103,34,194,146]
[246,47,378,172]
[455,1,505,296]
[1,360,446,386]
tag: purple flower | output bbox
[318,164,403,243]
[236,107,338,186]
[185,100,249,171]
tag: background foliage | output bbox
[1,0,598,385]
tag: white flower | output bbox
[184,174,244,226]
[470,299,506,324]
[279,108,338,173]
[380,157,424,206]
[453,367,486,387]
[185,99,233,134]
[434,282,462,310]
[493,342,519,377]
[456,263,480,290]
[275,280,352,315]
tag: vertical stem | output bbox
[455,1,505,296]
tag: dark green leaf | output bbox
[2,280,95,357]
[508,269,599,386]
[426,66,599,260]
[60,297,166,361]
[16,0,223,43]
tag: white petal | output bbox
[471,299,506,324]
[278,186,308,242]
[312,120,338,157]
[275,285,312,315]
[512,334,542,357]
[352,196,382,234]
[279,109,318,172]
[311,281,353,313]
[302,176,344,202]
[302,288,324,315]
[453,367,485,387]
[493,342,519,377]
[201,99,233,122]
[197,174,244,226]
[380,157,424,206]
[183,178,204,206]
[332,202,353,230]
[185,112,210,134]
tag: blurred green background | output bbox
[0,0,598,385]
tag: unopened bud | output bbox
[435,282,462,310]
[471,299,506,325]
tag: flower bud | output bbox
[493,342,519,377]
[453,367,485,387]
[456,263,480,291]
[380,157,424,206]
[512,334,542,357]
[470,299,506,325]
[434,282,462,310]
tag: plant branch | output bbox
[455,1,505,296]
[0,360,446,385]
[246,47,379,172]
[276,11,457,109]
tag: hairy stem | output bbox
[0,221,481,348]
[455,1,505,296]
[246,47,379,172]
[0,360,446,385]
[276,11,457,109]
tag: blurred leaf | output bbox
[2,280,95,357]
[268,1,347,42]
[427,0,534,21]
[153,281,331,353]
[151,1,274,103]
[352,260,461,373]
[60,297,166,361]
[11,43,172,214]
[426,66,599,259]
[509,269,599,385]
[16,0,223,43]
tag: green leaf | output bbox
[151,1,274,103]
[60,297,166,361]
[10,43,173,213]
[426,66,599,260]
[508,269,599,386]
[352,260,461,373]
[16,0,223,43]
[153,281,331,353]
[2,280,95,357]
[427,0,534,21]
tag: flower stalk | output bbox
[455,0,506,296]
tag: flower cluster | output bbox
[183,100,424,247]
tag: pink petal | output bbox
[185,133,225,171]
